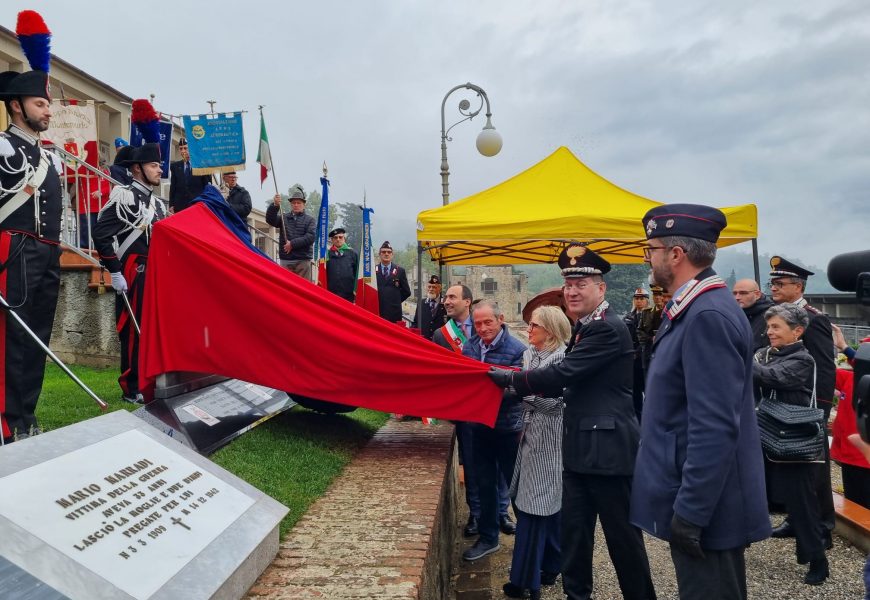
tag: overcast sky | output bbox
[7,1,869,269]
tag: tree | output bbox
[335,202,364,252]
[726,268,737,289]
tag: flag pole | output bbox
[258,105,289,250]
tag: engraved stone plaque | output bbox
[0,411,287,600]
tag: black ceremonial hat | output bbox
[0,70,50,101]
[122,143,161,166]
[113,145,134,166]
[380,240,393,250]
[642,203,726,243]
[328,227,346,237]
[428,275,441,285]
[769,256,814,280]
[558,244,611,278]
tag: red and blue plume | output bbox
[16,11,51,73]
[132,99,161,144]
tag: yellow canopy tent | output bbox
[416,146,758,266]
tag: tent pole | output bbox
[416,243,425,336]
[752,238,760,285]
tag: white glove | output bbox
[110,272,128,294]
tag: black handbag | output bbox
[756,367,825,463]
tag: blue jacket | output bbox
[462,325,525,431]
[629,268,771,550]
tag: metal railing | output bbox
[839,324,870,346]
[41,142,124,253]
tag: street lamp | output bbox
[440,82,502,207]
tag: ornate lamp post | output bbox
[440,82,502,207]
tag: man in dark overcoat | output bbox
[413,274,447,339]
[168,137,211,213]
[630,204,770,600]
[489,244,655,600]
[766,256,836,544]
[375,240,411,323]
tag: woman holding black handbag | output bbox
[753,303,828,585]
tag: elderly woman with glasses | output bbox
[503,306,572,600]
[753,303,828,586]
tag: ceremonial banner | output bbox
[315,176,330,288]
[140,199,503,425]
[130,119,172,179]
[43,100,98,166]
[182,112,246,175]
[354,205,379,315]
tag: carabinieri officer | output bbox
[0,10,63,443]
[93,143,167,404]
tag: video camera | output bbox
[828,250,870,442]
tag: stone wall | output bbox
[460,265,529,322]
[51,269,119,368]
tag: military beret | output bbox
[328,227,346,237]
[769,256,814,280]
[558,243,611,278]
[642,203,726,243]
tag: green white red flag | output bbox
[256,113,272,187]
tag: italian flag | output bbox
[256,113,272,187]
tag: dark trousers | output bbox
[671,544,746,600]
[815,441,835,532]
[0,233,60,438]
[561,472,655,600]
[471,424,520,545]
[631,354,644,421]
[780,463,825,564]
[509,509,560,592]
[78,213,98,249]
[843,464,870,510]
[115,255,146,397]
[457,421,510,519]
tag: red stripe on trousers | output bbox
[0,232,12,437]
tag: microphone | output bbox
[827,250,870,292]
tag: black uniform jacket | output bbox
[93,180,166,273]
[376,264,411,322]
[168,160,211,213]
[513,306,640,476]
[802,303,835,404]
[0,127,63,243]
[413,297,447,339]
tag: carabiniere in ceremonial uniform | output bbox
[0,57,63,442]
[93,143,167,403]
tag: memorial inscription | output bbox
[0,429,254,600]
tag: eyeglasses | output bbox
[563,280,602,292]
[528,322,544,331]
[642,245,677,260]
[767,280,797,290]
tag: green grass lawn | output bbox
[37,364,389,536]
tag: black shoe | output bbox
[540,571,559,586]
[502,582,526,598]
[462,539,499,561]
[122,393,145,405]
[804,556,829,585]
[770,521,795,538]
[464,515,479,537]
[529,591,541,600]
[499,514,516,535]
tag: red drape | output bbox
[140,204,502,426]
